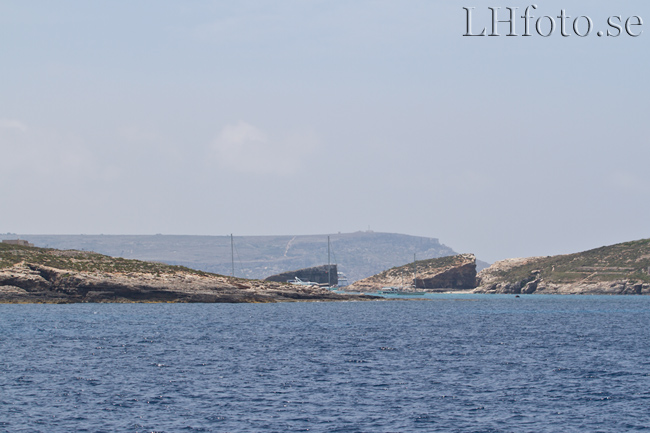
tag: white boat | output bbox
[288,276,320,286]
[378,286,422,296]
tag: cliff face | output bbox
[264,264,338,286]
[0,245,371,303]
[473,257,547,295]
[346,254,476,293]
[416,259,476,290]
[475,239,650,295]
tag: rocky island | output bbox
[0,243,373,304]
[474,238,650,295]
[345,253,477,293]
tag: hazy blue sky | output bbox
[1,1,649,263]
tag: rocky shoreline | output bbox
[0,245,376,304]
[473,258,650,295]
[3,237,650,301]
[0,262,376,303]
[473,239,650,295]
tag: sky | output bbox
[1,0,649,263]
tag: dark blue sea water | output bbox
[1,295,650,432]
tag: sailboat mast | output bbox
[327,236,331,287]
[413,253,417,288]
[230,233,235,277]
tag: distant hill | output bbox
[476,238,650,295]
[12,232,471,282]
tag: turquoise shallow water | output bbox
[1,295,650,432]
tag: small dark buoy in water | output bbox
[515,295,520,298]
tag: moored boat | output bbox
[378,286,423,296]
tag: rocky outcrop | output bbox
[473,257,544,294]
[264,264,338,286]
[416,258,476,290]
[346,254,476,293]
[0,262,371,304]
[474,239,650,295]
[475,269,650,295]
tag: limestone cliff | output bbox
[346,254,476,293]
[474,239,650,295]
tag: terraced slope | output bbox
[475,239,650,295]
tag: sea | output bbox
[1,294,650,432]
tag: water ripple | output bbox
[1,296,650,432]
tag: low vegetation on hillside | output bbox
[487,239,650,285]
[367,254,472,281]
[0,243,209,276]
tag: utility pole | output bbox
[327,236,331,287]
[413,253,417,288]
[230,233,235,277]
